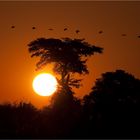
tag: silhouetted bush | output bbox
[0,93,82,138]
[0,102,38,138]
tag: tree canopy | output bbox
[91,69,140,104]
[82,69,140,138]
[28,37,103,90]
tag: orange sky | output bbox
[0,1,140,108]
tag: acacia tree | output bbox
[28,37,103,92]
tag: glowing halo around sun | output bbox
[32,73,58,96]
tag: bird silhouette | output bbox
[48,28,53,31]
[11,26,15,29]
[122,34,126,36]
[32,27,36,30]
[64,28,68,31]
[98,30,103,34]
[75,30,80,34]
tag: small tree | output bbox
[28,37,103,92]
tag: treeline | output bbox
[0,69,140,138]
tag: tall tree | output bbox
[28,37,103,91]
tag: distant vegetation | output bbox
[0,69,140,138]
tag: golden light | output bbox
[32,73,58,96]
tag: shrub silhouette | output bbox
[0,102,38,138]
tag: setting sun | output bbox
[32,73,58,96]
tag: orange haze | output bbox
[0,1,140,108]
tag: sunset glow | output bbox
[32,73,58,96]
[0,1,140,108]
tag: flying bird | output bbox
[122,34,126,36]
[64,28,68,31]
[32,27,36,30]
[75,30,80,34]
[11,26,15,29]
[98,30,103,34]
[48,28,53,31]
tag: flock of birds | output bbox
[10,25,140,38]
[11,26,80,34]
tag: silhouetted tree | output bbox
[28,37,103,92]
[83,69,140,138]
[27,37,103,138]
[91,69,140,104]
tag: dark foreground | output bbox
[0,70,140,138]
